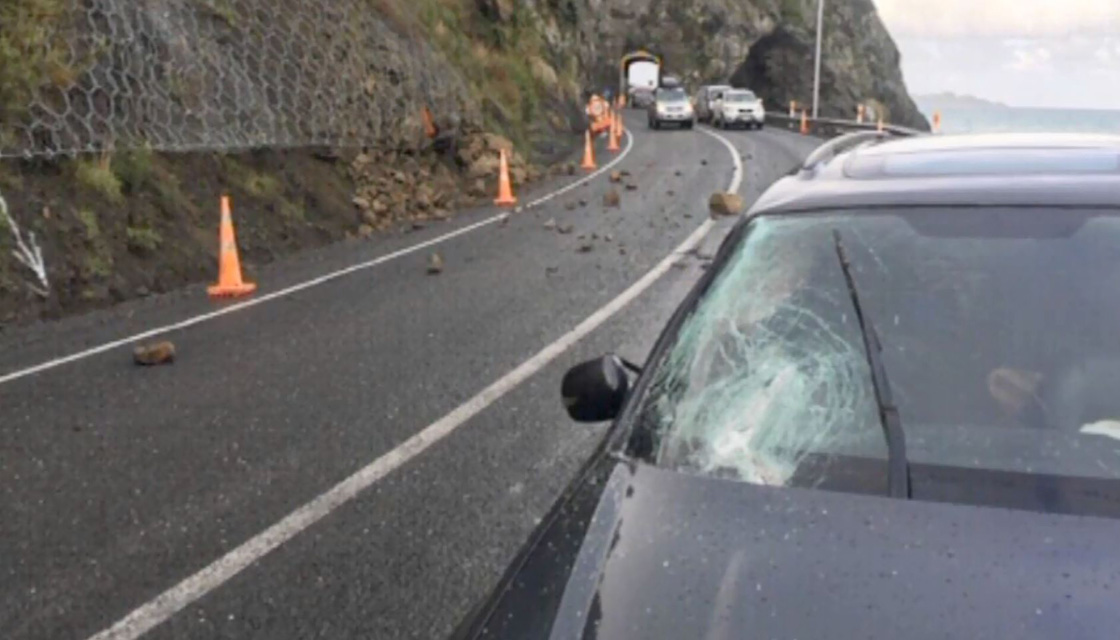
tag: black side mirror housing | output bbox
[561,355,631,423]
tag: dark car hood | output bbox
[537,463,1120,640]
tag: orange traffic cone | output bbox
[877,117,885,133]
[581,129,597,171]
[607,111,621,153]
[207,196,257,298]
[494,148,517,207]
[800,110,810,135]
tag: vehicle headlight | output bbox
[656,105,669,115]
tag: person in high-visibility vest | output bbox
[587,95,612,135]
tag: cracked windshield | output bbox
[2,1,1119,639]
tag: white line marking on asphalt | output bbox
[0,130,635,387]
[85,127,743,640]
[699,126,744,193]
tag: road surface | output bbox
[0,114,818,640]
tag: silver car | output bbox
[647,87,695,130]
[713,89,766,129]
[694,85,731,123]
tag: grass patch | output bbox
[82,253,113,279]
[76,208,100,240]
[113,147,155,192]
[126,226,162,253]
[220,157,281,198]
[196,0,238,27]
[76,158,123,203]
[0,0,70,127]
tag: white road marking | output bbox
[86,127,743,640]
[0,130,635,387]
[699,126,744,193]
[522,127,634,210]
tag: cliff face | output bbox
[0,0,925,325]
[508,0,928,131]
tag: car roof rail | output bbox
[800,131,890,173]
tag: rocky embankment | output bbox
[0,0,923,325]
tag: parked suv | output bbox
[713,89,765,129]
[647,87,694,129]
[694,84,731,122]
[455,132,1120,640]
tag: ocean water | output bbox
[921,106,1120,135]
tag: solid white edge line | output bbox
[0,129,635,387]
[86,125,742,640]
[698,126,744,193]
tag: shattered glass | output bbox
[639,209,1120,490]
[647,218,882,486]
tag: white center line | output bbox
[86,126,743,640]
[0,129,635,387]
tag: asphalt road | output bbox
[0,114,819,640]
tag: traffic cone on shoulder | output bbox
[800,110,810,135]
[581,129,597,171]
[494,148,517,207]
[208,196,256,298]
[607,111,621,153]
[877,117,885,133]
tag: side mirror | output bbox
[561,355,631,423]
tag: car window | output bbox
[657,88,688,103]
[636,209,1120,508]
[724,92,756,103]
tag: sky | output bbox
[873,0,1120,109]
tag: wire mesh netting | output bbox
[1,0,470,158]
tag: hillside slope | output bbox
[0,0,925,325]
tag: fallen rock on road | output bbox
[427,253,444,274]
[603,189,621,208]
[709,192,745,217]
[134,341,176,366]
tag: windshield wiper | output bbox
[832,230,911,499]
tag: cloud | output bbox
[1006,45,1053,71]
[875,0,1120,37]
[895,36,1120,109]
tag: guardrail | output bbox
[766,113,923,138]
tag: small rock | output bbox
[578,199,588,207]
[620,169,631,177]
[427,253,444,274]
[543,218,558,230]
[565,202,577,211]
[546,266,559,275]
[393,171,407,183]
[134,341,175,366]
[619,247,627,255]
[674,170,683,177]
[700,159,708,166]
[604,233,613,243]
[590,232,598,240]
[352,196,371,210]
[667,190,675,196]
[603,189,621,208]
[578,243,594,253]
[624,183,638,191]
[358,224,375,238]
[684,212,693,219]
[709,192,745,217]
[557,224,574,234]
[566,162,577,176]
[135,286,151,298]
[609,170,623,183]
[412,221,427,230]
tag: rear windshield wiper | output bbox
[833,230,911,499]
